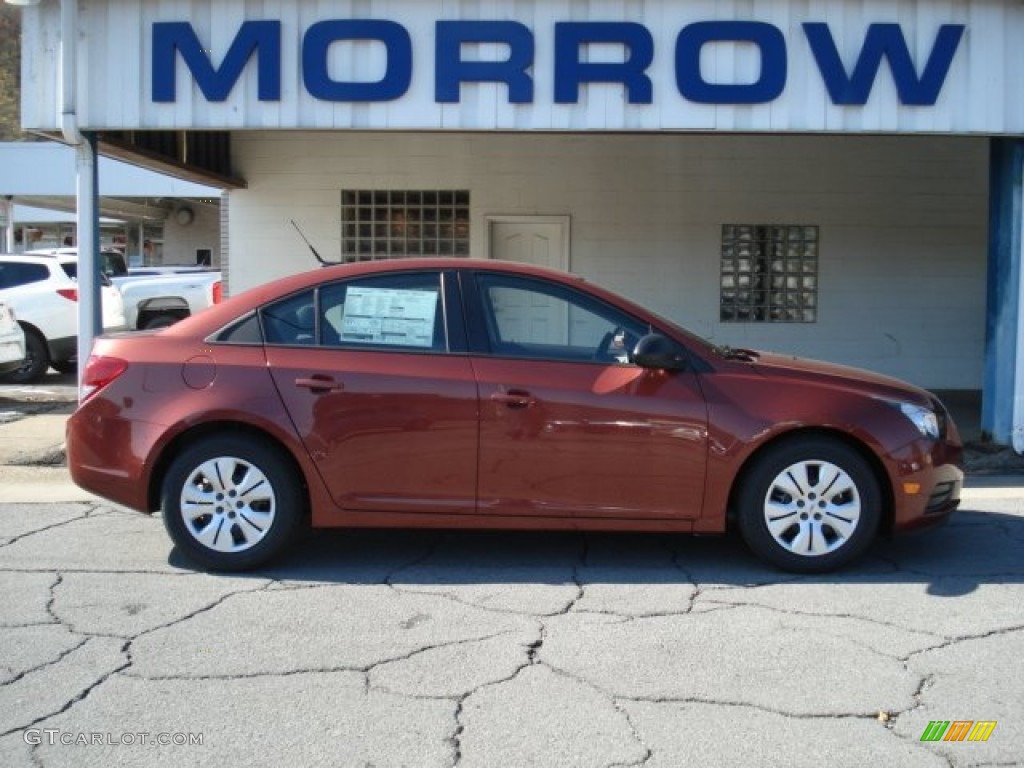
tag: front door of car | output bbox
[264,271,479,515]
[467,272,708,520]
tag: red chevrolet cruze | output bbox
[67,259,962,572]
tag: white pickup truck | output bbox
[113,268,223,329]
[29,249,223,330]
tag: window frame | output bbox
[462,271,653,365]
[215,270,467,355]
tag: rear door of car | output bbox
[264,269,480,515]
[463,269,709,520]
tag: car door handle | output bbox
[490,390,536,409]
[295,375,344,394]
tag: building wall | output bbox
[229,132,987,389]
[160,203,221,266]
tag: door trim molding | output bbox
[485,214,571,272]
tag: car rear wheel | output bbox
[736,437,881,573]
[0,325,49,384]
[161,435,303,571]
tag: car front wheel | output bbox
[736,437,881,573]
[161,435,303,571]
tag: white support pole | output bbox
[1014,174,1024,454]
[75,133,101,400]
[1,197,13,252]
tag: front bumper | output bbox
[887,434,963,532]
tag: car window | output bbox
[0,262,50,289]
[261,291,317,346]
[59,261,113,287]
[102,252,128,276]
[475,274,649,363]
[215,313,263,344]
[319,272,446,352]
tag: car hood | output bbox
[747,351,934,405]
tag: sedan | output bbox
[67,259,963,572]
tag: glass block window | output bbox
[341,190,470,261]
[720,225,819,323]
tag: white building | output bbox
[14,0,1024,445]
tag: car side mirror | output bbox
[631,334,687,371]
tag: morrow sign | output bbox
[152,20,965,107]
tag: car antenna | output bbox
[291,220,337,267]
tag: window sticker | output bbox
[340,287,439,348]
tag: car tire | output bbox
[736,437,881,573]
[51,359,77,375]
[0,325,50,384]
[161,435,304,571]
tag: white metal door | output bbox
[487,216,570,345]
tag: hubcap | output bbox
[762,460,861,557]
[179,456,276,553]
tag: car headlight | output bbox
[898,402,940,439]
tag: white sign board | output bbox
[17,0,1024,135]
[340,287,438,348]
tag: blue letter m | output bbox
[804,23,964,106]
[153,21,281,103]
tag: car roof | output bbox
[0,253,69,264]
[26,248,123,257]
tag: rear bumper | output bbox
[66,407,159,512]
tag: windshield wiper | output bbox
[718,345,760,362]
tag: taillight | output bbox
[57,288,79,302]
[80,355,129,402]
[212,280,223,304]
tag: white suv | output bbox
[0,254,127,383]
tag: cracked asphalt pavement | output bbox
[0,487,1022,767]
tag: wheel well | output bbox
[17,320,44,343]
[147,422,311,516]
[726,428,895,534]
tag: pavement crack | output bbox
[902,622,1024,661]
[450,695,466,767]
[367,630,525,684]
[386,582,572,618]
[0,514,91,549]
[668,544,702,614]
[884,672,934,732]
[609,698,653,768]
[699,599,948,646]
[0,635,89,689]
[0,638,132,739]
[45,572,63,626]
[0,567,196,576]
[619,694,884,721]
